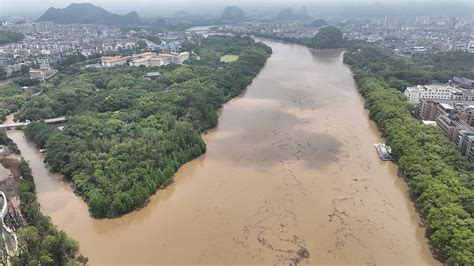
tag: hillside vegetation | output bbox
[0,31,24,45]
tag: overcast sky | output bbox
[1,0,472,17]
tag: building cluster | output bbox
[404,77,474,162]
[222,15,473,55]
[0,22,189,78]
[340,16,474,54]
[101,51,189,68]
[0,23,142,76]
[28,65,58,81]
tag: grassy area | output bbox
[220,54,239,63]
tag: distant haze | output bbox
[1,0,473,18]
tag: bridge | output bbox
[0,116,66,130]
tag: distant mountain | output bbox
[295,6,312,21]
[276,8,295,21]
[276,6,312,21]
[37,3,141,25]
[219,6,245,24]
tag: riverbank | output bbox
[6,38,440,264]
[344,46,474,264]
[0,130,83,264]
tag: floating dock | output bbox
[374,143,394,161]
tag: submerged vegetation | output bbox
[16,36,271,218]
[344,44,474,264]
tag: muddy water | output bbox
[7,39,439,265]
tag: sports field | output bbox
[220,54,239,63]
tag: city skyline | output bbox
[1,0,473,17]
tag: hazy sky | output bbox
[1,0,472,18]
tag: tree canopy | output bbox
[18,36,272,218]
[310,26,345,49]
[343,42,474,91]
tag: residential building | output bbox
[145,72,161,80]
[452,76,474,89]
[101,56,127,67]
[29,65,57,81]
[129,52,189,67]
[416,98,474,162]
[458,129,474,162]
[169,52,190,64]
[435,113,460,142]
[404,85,453,104]
[456,105,474,127]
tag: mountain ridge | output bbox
[37,3,141,25]
[219,6,245,24]
[276,6,312,21]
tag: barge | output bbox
[374,143,394,161]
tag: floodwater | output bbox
[7,39,439,265]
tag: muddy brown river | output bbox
[7,39,439,265]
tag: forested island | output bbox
[5,36,271,218]
[344,44,474,264]
[0,131,84,265]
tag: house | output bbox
[145,72,161,80]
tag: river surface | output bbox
[7,39,439,265]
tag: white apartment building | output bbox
[404,85,454,104]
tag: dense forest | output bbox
[343,43,474,91]
[344,45,474,264]
[0,132,83,264]
[14,36,272,218]
[0,30,24,45]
